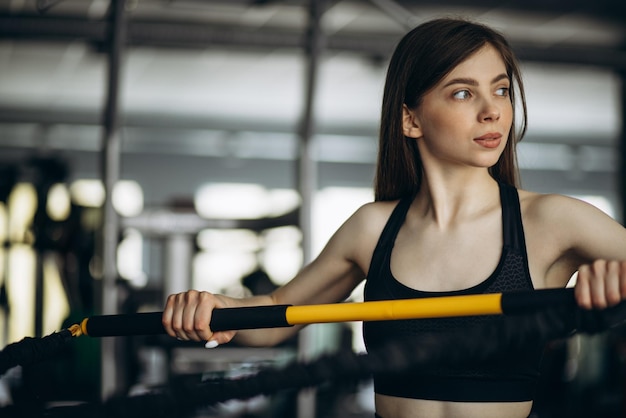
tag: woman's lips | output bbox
[474,133,502,149]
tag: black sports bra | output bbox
[362,182,544,402]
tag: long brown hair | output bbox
[374,18,527,201]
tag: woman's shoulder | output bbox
[517,188,626,270]
[324,199,404,268]
[331,199,403,246]
[348,199,403,230]
[518,188,572,210]
[517,188,614,227]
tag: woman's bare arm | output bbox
[162,201,395,347]
[524,192,626,308]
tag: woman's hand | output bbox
[162,290,237,346]
[575,259,626,310]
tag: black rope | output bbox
[0,329,74,377]
[3,301,623,418]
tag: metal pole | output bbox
[297,1,324,262]
[622,77,626,418]
[296,1,326,418]
[163,233,193,303]
[617,70,626,225]
[100,0,126,401]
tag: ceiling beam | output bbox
[396,0,626,24]
[1,13,625,70]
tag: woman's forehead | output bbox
[443,44,508,83]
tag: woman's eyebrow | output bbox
[491,73,510,84]
[442,73,509,88]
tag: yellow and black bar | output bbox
[80,287,576,338]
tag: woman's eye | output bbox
[453,90,470,100]
[495,87,510,97]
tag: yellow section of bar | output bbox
[80,317,90,336]
[285,293,503,325]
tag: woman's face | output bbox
[405,44,513,171]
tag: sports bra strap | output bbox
[367,197,412,278]
[499,182,526,253]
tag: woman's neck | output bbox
[415,170,500,229]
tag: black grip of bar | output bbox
[210,305,292,332]
[84,305,292,337]
[84,312,163,337]
[501,288,576,315]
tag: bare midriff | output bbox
[374,393,533,418]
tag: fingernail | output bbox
[205,340,219,349]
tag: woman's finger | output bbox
[605,260,622,306]
[181,290,204,341]
[620,261,626,300]
[589,260,608,309]
[162,293,176,337]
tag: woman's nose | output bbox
[478,99,500,122]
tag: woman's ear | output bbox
[402,104,423,139]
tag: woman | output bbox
[162,18,626,418]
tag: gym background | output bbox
[0,1,624,417]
